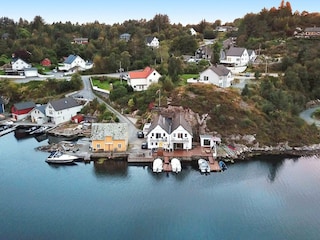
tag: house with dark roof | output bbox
[146,36,159,48]
[198,64,233,88]
[128,66,161,91]
[45,97,82,125]
[91,123,128,152]
[119,33,131,42]
[58,54,93,72]
[30,104,48,124]
[220,47,249,67]
[146,112,193,151]
[11,101,36,121]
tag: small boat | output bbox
[171,158,182,173]
[26,126,39,133]
[198,158,210,173]
[30,126,49,135]
[152,158,163,173]
[219,160,227,171]
[46,151,78,164]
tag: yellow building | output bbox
[91,123,128,152]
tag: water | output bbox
[1,133,320,240]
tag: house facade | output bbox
[198,65,233,88]
[146,36,159,48]
[45,97,82,125]
[220,47,249,67]
[12,58,31,70]
[91,123,128,152]
[146,112,193,151]
[58,55,93,72]
[120,33,131,42]
[128,67,161,91]
[30,104,48,124]
[11,101,36,121]
[72,38,88,44]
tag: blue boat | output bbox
[219,161,227,171]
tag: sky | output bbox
[1,0,319,26]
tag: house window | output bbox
[97,144,101,149]
[204,76,209,81]
[118,143,122,149]
[178,133,183,138]
[156,133,161,139]
[185,133,187,137]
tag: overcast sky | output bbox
[1,0,319,25]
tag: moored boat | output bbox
[219,160,227,171]
[46,151,78,164]
[152,158,163,173]
[198,158,210,173]
[171,158,182,173]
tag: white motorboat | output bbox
[152,158,163,173]
[46,151,78,164]
[198,158,210,173]
[171,158,182,173]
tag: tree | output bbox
[168,57,183,82]
[210,42,221,64]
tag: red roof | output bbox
[129,67,154,79]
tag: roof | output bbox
[209,64,230,76]
[226,47,246,57]
[13,101,36,110]
[49,97,80,111]
[305,27,320,32]
[64,55,78,64]
[129,67,154,79]
[91,123,128,140]
[148,112,193,135]
[34,104,47,114]
[146,36,155,44]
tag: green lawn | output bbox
[180,74,199,85]
[92,77,122,90]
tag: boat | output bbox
[170,158,182,173]
[29,126,49,135]
[219,160,227,171]
[46,151,78,164]
[152,158,163,173]
[198,158,210,173]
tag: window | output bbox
[118,143,122,149]
[156,133,161,139]
[97,144,101,149]
[185,133,187,137]
[178,133,183,138]
[204,76,209,81]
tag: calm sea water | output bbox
[1,132,320,240]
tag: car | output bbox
[141,142,148,149]
[137,131,144,138]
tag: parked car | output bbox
[137,131,144,138]
[141,142,148,149]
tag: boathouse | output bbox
[11,101,36,121]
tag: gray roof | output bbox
[91,123,128,141]
[146,36,155,44]
[34,104,47,114]
[64,55,77,64]
[13,101,36,110]
[226,47,246,57]
[209,64,230,76]
[305,27,320,32]
[148,112,193,135]
[49,97,80,111]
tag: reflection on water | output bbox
[93,159,128,177]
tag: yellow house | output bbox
[91,123,128,152]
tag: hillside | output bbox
[169,84,319,147]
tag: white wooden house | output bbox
[128,67,161,91]
[198,65,233,88]
[146,36,159,48]
[146,112,193,151]
[58,54,93,72]
[12,58,31,70]
[220,47,249,67]
[45,97,82,125]
[30,104,48,124]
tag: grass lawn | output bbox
[179,74,199,85]
[92,77,122,91]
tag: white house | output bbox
[128,67,161,91]
[220,47,249,67]
[189,28,197,35]
[146,36,159,48]
[30,104,48,124]
[197,65,233,88]
[58,54,93,72]
[247,49,257,63]
[45,97,82,125]
[12,58,31,70]
[24,67,38,77]
[146,112,193,151]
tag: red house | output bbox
[71,114,84,123]
[41,58,51,67]
[11,101,36,121]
